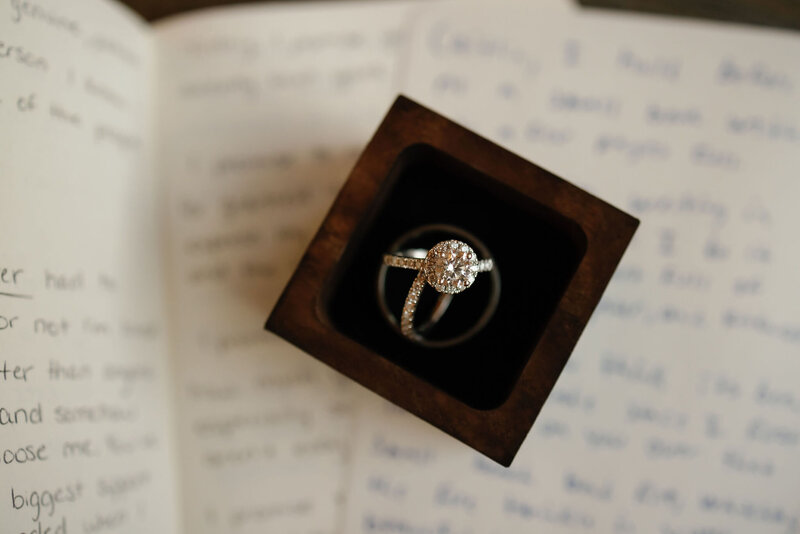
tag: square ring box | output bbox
[266,95,638,466]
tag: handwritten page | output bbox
[0,1,181,533]
[343,2,800,533]
[153,2,415,532]
[5,0,799,532]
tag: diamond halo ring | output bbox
[382,239,494,340]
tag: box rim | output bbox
[266,95,639,466]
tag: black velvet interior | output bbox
[322,144,587,410]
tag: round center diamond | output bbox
[423,240,479,294]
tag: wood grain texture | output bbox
[265,96,638,465]
[121,0,800,29]
[122,0,336,21]
[580,0,800,31]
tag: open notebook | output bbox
[1,0,798,532]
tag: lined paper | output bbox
[0,1,180,532]
[343,3,800,533]
[4,1,799,533]
[154,3,414,532]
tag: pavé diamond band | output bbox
[382,239,494,341]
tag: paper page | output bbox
[343,3,800,533]
[0,1,181,533]
[153,2,415,532]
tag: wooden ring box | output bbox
[266,96,638,466]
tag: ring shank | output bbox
[382,254,425,270]
[383,253,493,274]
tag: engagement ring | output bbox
[383,239,494,341]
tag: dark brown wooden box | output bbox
[266,95,638,466]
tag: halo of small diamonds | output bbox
[423,240,479,294]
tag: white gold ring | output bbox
[382,239,494,340]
